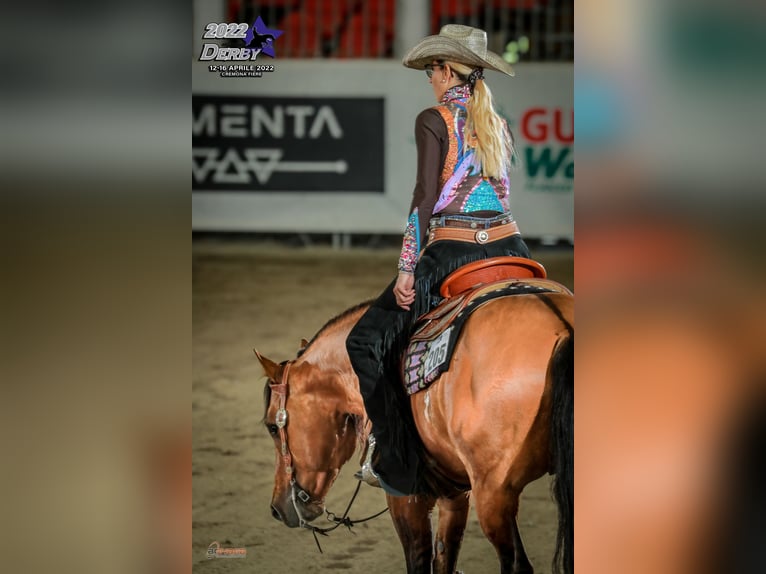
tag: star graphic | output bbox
[244,16,283,58]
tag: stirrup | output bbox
[354,435,381,488]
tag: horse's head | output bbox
[255,349,364,529]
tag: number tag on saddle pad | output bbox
[423,327,452,378]
[403,326,458,396]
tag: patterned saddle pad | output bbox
[402,278,572,396]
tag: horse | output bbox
[256,289,573,574]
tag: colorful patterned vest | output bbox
[430,99,510,214]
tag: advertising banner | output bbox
[193,95,384,193]
[518,107,574,194]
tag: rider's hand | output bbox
[393,272,416,311]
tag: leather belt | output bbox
[431,215,512,230]
[427,221,520,245]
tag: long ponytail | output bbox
[445,61,513,180]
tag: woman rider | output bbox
[346,25,530,496]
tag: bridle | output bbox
[269,361,315,527]
[267,359,389,552]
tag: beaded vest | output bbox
[430,95,510,214]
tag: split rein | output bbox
[269,360,389,553]
[307,480,389,553]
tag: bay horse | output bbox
[256,290,573,574]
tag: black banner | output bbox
[192,95,384,192]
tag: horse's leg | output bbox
[473,487,533,574]
[510,514,533,574]
[433,492,470,574]
[388,493,437,574]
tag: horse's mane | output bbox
[297,299,373,358]
[261,300,372,423]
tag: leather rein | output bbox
[269,360,388,552]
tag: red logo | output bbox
[521,108,573,144]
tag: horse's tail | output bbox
[550,332,573,574]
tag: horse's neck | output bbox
[299,320,365,420]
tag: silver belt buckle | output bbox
[475,230,490,244]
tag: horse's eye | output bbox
[266,424,278,436]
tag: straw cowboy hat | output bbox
[402,24,515,77]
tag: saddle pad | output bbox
[402,279,571,396]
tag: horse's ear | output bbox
[300,338,309,348]
[253,349,279,380]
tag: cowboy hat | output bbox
[402,24,514,77]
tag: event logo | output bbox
[520,107,573,192]
[207,541,246,559]
[199,16,283,78]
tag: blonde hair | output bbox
[444,60,513,180]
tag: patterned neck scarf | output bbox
[440,83,472,104]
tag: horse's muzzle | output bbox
[270,491,323,528]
